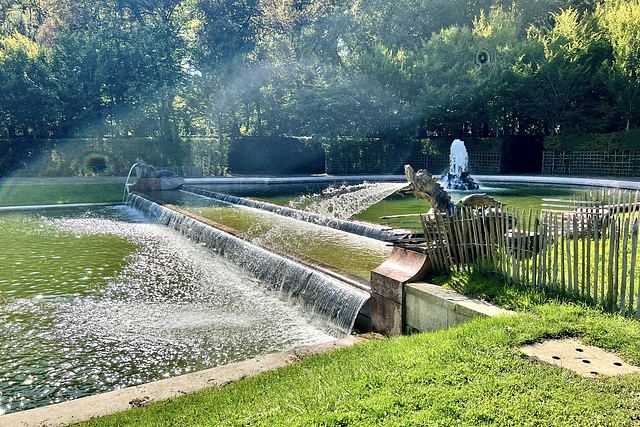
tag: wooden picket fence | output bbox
[388,189,640,317]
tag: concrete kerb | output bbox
[404,282,515,333]
[0,335,377,427]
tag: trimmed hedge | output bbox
[544,130,640,152]
[227,137,324,175]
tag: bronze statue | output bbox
[398,165,504,214]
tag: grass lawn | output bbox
[77,273,640,426]
[0,180,124,206]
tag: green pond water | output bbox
[0,206,335,415]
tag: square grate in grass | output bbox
[520,338,640,378]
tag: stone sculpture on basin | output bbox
[398,165,504,215]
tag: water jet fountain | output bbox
[443,139,479,191]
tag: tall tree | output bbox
[597,0,640,130]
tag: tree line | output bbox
[0,0,638,171]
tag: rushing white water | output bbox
[289,182,406,220]
[0,207,337,415]
[443,139,479,190]
[181,185,405,240]
[449,139,469,176]
[127,194,370,337]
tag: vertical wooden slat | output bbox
[581,215,586,297]
[566,215,573,293]
[451,208,471,271]
[547,211,554,287]
[516,209,524,282]
[448,213,461,271]
[422,215,442,273]
[439,213,455,271]
[538,212,546,289]
[503,207,511,280]
[630,218,639,318]
[550,213,558,288]
[438,216,450,273]
[601,210,607,305]
[464,210,475,273]
[532,211,540,289]
[621,216,630,316]
[458,212,469,271]
[482,209,492,272]
[464,210,475,272]
[573,214,579,294]
[526,209,533,285]
[478,209,488,272]
[586,217,592,301]
[607,216,616,310]
[509,208,518,281]
[495,208,504,274]
[487,213,500,271]
[423,215,442,272]
[560,212,566,290]
[614,215,621,310]
[433,214,449,271]
[594,224,600,304]
[487,209,500,271]
[614,191,623,309]
[548,211,555,288]
[630,204,639,314]
[461,210,471,269]
[469,208,482,270]
[540,211,548,290]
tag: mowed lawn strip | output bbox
[78,274,640,427]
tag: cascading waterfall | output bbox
[290,182,406,220]
[127,193,369,336]
[181,184,406,241]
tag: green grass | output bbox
[77,273,640,427]
[0,180,124,206]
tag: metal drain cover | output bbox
[520,338,640,377]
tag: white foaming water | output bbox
[449,138,469,176]
[290,182,406,220]
[0,208,337,414]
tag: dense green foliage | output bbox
[0,0,639,174]
[78,274,640,426]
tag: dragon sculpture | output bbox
[398,165,504,215]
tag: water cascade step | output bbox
[181,185,405,240]
[127,193,369,336]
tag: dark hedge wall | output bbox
[228,137,324,175]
